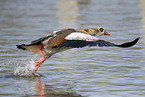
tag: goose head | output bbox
[82,28,110,36]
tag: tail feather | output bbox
[16,44,27,50]
[16,44,40,54]
[116,37,140,48]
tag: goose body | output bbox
[16,28,140,73]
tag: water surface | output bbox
[0,0,145,97]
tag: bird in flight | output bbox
[16,28,140,73]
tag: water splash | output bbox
[14,59,35,76]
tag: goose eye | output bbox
[100,28,104,32]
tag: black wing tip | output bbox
[117,37,140,48]
[16,44,27,50]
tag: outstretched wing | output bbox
[55,38,140,48]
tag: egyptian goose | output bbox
[16,28,140,73]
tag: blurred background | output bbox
[0,0,145,97]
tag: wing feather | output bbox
[48,29,76,47]
[55,38,140,48]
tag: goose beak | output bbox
[104,31,110,35]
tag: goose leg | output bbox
[34,44,45,73]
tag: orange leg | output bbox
[34,44,45,73]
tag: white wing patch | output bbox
[65,32,98,41]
